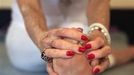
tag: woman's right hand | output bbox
[38,28,89,59]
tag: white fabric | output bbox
[6,0,89,71]
[6,22,46,72]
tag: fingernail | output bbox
[81,35,89,42]
[87,53,95,60]
[66,51,75,56]
[93,68,100,74]
[84,43,92,49]
[78,46,86,52]
[77,28,83,32]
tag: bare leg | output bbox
[111,46,134,67]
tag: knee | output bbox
[10,59,46,72]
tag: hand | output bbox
[47,38,92,75]
[84,30,112,74]
[39,28,89,59]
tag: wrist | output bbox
[88,23,111,45]
[36,31,47,52]
[88,30,106,42]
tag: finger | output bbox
[76,28,83,32]
[92,58,109,74]
[64,38,78,44]
[87,46,111,60]
[42,36,59,48]
[51,39,87,53]
[55,28,89,42]
[47,63,58,75]
[91,59,99,67]
[83,37,105,50]
[70,27,83,32]
[45,49,75,58]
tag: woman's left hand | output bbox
[83,30,112,74]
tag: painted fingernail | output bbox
[66,51,75,56]
[81,35,89,42]
[84,43,92,49]
[87,53,95,60]
[79,46,86,52]
[93,68,100,74]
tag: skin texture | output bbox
[17,0,111,75]
[52,0,111,74]
[112,46,134,66]
[87,0,111,73]
[17,0,93,75]
[17,0,47,51]
[51,37,92,75]
[53,54,92,75]
[87,0,110,29]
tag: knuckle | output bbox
[57,28,68,35]
[45,49,50,56]
[71,44,77,51]
[96,37,105,45]
[51,40,57,46]
[42,38,50,48]
[105,46,112,54]
[43,38,49,44]
[53,50,60,56]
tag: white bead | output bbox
[91,28,94,31]
[95,26,99,30]
[104,33,107,36]
[101,29,105,33]
[89,23,111,44]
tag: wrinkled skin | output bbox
[52,39,93,75]
[53,54,92,75]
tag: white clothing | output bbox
[6,0,89,72]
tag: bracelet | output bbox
[88,23,111,45]
[108,54,115,68]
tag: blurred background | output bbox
[0,0,134,75]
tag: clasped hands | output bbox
[39,28,111,75]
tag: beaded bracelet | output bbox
[88,23,111,45]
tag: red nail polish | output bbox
[87,54,95,60]
[84,44,92,49]
[66,51,75,56]
[93,68,100,74]
[81,35,89,42]
[79,46,86,52]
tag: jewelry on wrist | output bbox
[108,54,115,68]
[88,23,111,45]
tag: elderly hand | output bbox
[84,30,111,74]
[47,38,92,75]
[39,28,89,59]
[45,28,111,75]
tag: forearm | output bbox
[87,0,110,29]
[17,0,47,50]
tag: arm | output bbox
[17,0,47,51]
[87,0,110,29]
[85,0,111,73]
